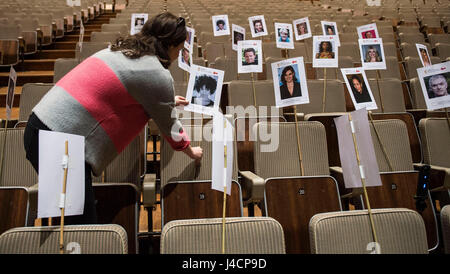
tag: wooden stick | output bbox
[375,70,384,113]
[322,68,327,112]
[368,111,394,171]
[294,106,305,176]
[0,120,9,184]
[348,114,379,251]
[251,72,257,107]
[60,140,69,254]
[445,108,450,132]
[221,118,227,254]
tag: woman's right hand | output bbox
[184,145,203,161]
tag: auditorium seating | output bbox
[1,0,450,255]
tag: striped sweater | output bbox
[33,48,190,176]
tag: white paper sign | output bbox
[130,13,148,35]
[293,17,312,41]
[359,38,386,70]
[38,131,85,218]
[312,36,338,68]
[178,46,192,72]
[249,15,268,37]
[321,21,340,46]
[237,40,263,73]
[417,61,450,110]
[366,0,381,6]
[341,67,378,111]
[6,66,16,120]
[275,23,294,49]
[334,108,382,189]
[212,112,233,195]
[271,57,309,108]
[232,24,245,51]
[184,65,224,116]
[357,23,379,39]
[212,15,230,36]
[185,26,195,51]
[416,43,432,67]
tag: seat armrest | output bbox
[239,170,265,202]
[142,174,157,208]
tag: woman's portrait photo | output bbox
[296,22,308,35]
[191,74,218,107]
[324,24,335,35]
[347,74,372,103]
[278,27,290,43]
[362,30,376,39]
[316,41,335,59]
[417,46,432,67]
[278,65,302,100]
[363,44,383,63]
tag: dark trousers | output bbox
[23,112,98,225]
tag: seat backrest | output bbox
[435,42,450,61]
[369,119,414,172]
[0,128,37,188]
[404,56,442,80]
[19,83,54,122]
[100,23,128,35]
[0,224,128,254]
[441,205,450,254]
[262,42,283,59]
[398,32,426,44]
[297,79,347,114]
[365,56,402,80]
[428,33,450,48]
[309,208,429,254]
[90,31,121,43]
[367,78,406,113]
[227,80,279,116]
[401,42,432,59]
[339,42,360,62]
[160,123,239,188]
[203,42,225,63]
[0,23,21,39]
[316,56,353,81]
[419,118,450,168]
[408,77,427,109]
[253,121,330,178]
[160,217,285,254]
[75,42,110,61]
[53,58,80,83]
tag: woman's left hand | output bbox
[175,96,189,106]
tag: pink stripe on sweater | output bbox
[56,57,148,153]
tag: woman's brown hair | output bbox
[110,12,187,68]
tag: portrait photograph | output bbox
[249,15,268,37]
[416,44,432,67]
[237,40,263,73]
[275,23,294,49]
[271,57,309,108]
[417,61,450,110]
[130,13,148,35]
[232,24,245,51]
[359,38,386,70]
[184,65,225,116]
[321,21,340,46]
[293,17,312,41]
[212,15,230,36]
[184,26,195,51]
[312,36,339,68]
[178,46,192,72]
[357,23,379,40]
[341,67,378,111]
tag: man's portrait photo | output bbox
[249,15,267,37]
[242,47,258,66]
[424,73,449,99]
[212,15,230,36]
[191,74,218,107]
[417,61,450,110]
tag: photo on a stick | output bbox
[249,15,268,37]
[212,15,230,36]
[178,46,192,72]
[275,22,294,49]
[130,13,148,35]
[357,23,379,39]
[321,21,340,46]
[184,65,225,116]
[341,67,378,111]
[271,57,309,108]
[293,17,312,41]
[417,61,450,110]
[232,24,245,51]
[312,36,338,68]
[237,40,263,73]
[359,38,386,70]
[416,43,432,67]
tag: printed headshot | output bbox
[347,74,372,103]
[315,41,335,59]
[233,31,244,45]
[181,47,190,65]
[278,27,291,43]
[362,44,383,63]
[419,48,431,67]
[424,72,450,99]
[186,30,192,45]
[324,24,336,35]
[242,47,258,66]
[296,22,308,35]
[253,19,264,33]
[362,30,376,39]
[278,65,302,100]
[216,19,227,31]
[191,74,218,107]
